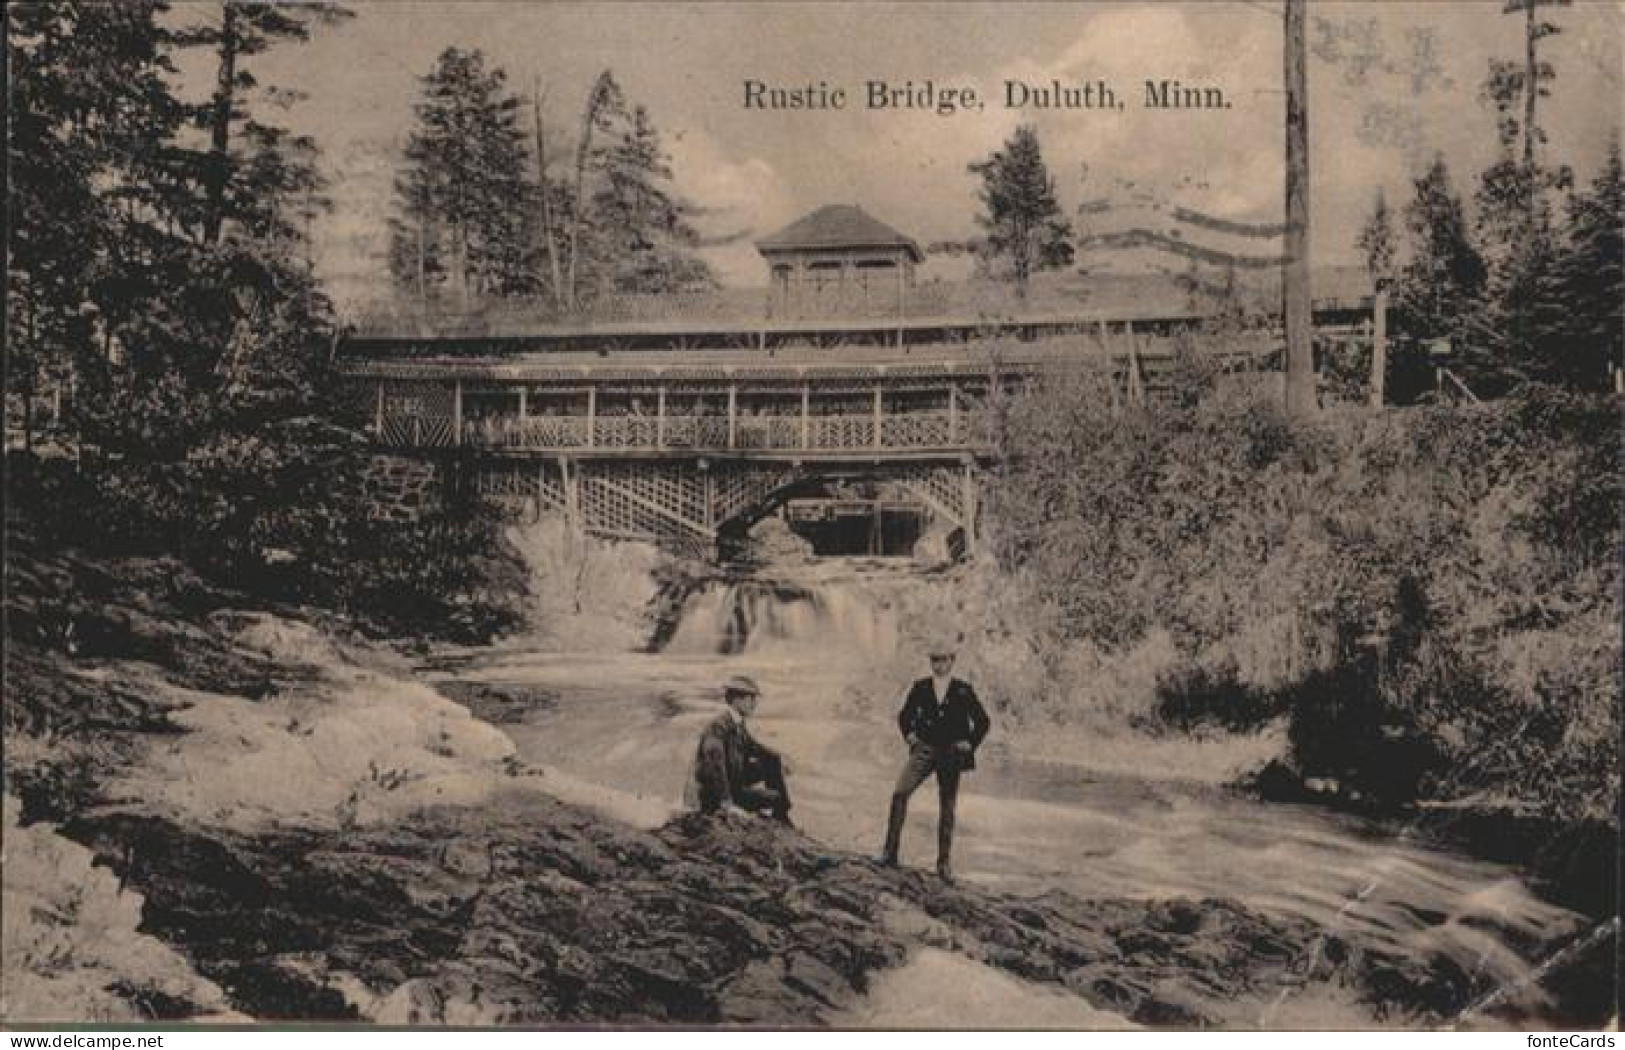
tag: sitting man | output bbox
[688,675,793,824]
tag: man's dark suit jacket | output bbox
[688,712,779,813]
[897,678,991,771]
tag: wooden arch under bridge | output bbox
[473,455,979,555]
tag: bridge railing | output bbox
[376,408,991,455]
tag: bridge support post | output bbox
[872,385,883,450]
[961,462,978,555]
[559,456,581,534]
[373,382,385,436]
[656,387,666,448]
[701,463,716,533]
[453,379,463,445]
[948,384,958,444]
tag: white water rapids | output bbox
[423,537,1593,1029]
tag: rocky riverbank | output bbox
[59,800,1461,1028]
[2,536,1609,1028]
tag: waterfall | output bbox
[662,577,901,661]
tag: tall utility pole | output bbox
[1282,0,1315,415]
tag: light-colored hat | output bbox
[723,674,761,696]
[927,634,960,657]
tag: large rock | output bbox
[57,796,1453,1028]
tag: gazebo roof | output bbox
[756,205,923,263]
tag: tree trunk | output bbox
[416,216,427,303]
[204,2,239,247]
[567,111,593,311]
[566,78,613,311]
[1523,0,1538,171]
[534,82,565,307]
[1282,0,1316,415]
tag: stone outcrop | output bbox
[361,455,442,522]
[59,798,1487,1028]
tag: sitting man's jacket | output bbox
[686,711,779,813]
[898,678,991,770]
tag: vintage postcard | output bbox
[5,0,1620,1035]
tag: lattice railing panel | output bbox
[474,463,569,512]
[470,416,589,449]
[882,411,952,448]
[713,464,801,525]
[660,417,730,449]
[580,478,702,543]
[626,462,706,523]
[593,416,661,449]
[807,415,876,450]
[476,467,535,498]
[733,416,801,451]
[574,462,710,539]
[890,464,973,529]
[380,414,454,448]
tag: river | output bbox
[424,549,1592,1029]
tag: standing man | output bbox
[688,675,794,825]
[878,638,991,882]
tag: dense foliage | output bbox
[985,373,1619,824]
[388,47,539,301]
[388,54,714,308]
[1363,0,1621,397]
[7,2,524,640]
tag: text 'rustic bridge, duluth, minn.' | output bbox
[338,208,1380,560]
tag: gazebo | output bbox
[756,204,924,311]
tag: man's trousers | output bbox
[881,743,961,868]
[738,751,792,822]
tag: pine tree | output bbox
[1554,143,1624,390]
[1395,158,1485,348]
[590,105,715,295]
[1473,38,1575,389]
[562,71,626,308]
[10,0,343,459]
[1502,0,1572,171]
[390,48,539,303]
[968,125,1074,297]
[179,2,352,248]
[8,2,198,418]
[1356,189,1398,292]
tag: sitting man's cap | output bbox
[723,674,761,696]
[928,634,959,657]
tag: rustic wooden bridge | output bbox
[339,282,1379,555]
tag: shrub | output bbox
[984,377,1620,822]
[1147,656,1282,734]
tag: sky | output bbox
[173,1,1625,301]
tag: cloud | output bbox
[667,130,794,286]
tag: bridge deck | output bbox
[339,329,1285,382]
